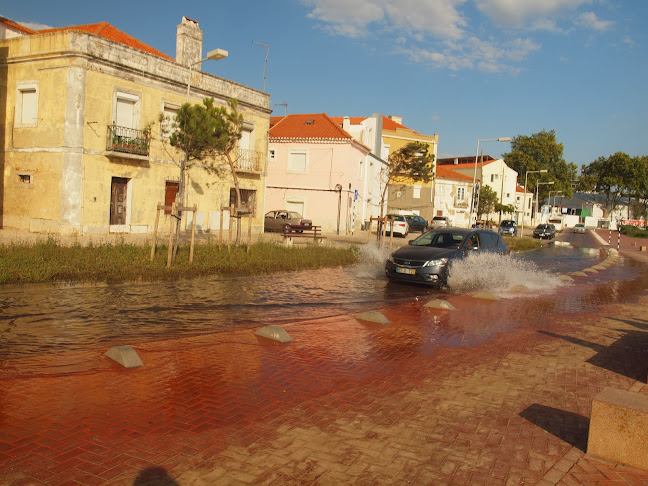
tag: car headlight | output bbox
[423,258,448,267]
[387,254,395,263]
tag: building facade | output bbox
[0,17,270,236]
[267,114,371,233]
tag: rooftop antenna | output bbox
[252,40,269,92]
[275,103,287,116]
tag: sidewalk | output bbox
[1,230,648,485]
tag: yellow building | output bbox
[0,16,270,236]
[381,115,438,221]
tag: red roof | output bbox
[328,115,420,135]
[270,114,353,141]
[436,165,475,182]
[0,16,38,35]
[38,22,174,61]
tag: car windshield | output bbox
[501,221,514,227]
[410,231,466,248]
[389,215,405,221]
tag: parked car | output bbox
[405,215,428,232]
[498,220,517,236]
[383,214,409,237]
[430,216,449,228]
[264,210,312,232]
[548,218,564,232]
[533,224,556,239]
[573,223,586,234]
[385,227,509,287]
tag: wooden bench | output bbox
[282,225,325,244]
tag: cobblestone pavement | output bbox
[1,230,648,485]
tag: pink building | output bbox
[267,114,372,234]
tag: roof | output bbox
[328,115,421,135]
[38,22,174,61]
[0,16,38,35]
[438,156,496,166]
[269,113,353,141]
[436,165,475,182]
[437,157,499,170]
[516,185,532,194]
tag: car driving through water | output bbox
[385,227,510,287]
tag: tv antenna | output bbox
[252,40,269,92]
[274,103,288,116]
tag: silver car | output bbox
[264,210,312,232]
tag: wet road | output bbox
[0,232,645,361]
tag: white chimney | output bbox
[176,17,203,67]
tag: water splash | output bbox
[447,251,565,295]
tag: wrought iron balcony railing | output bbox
[235,148,264,172]
[107,124,151,157]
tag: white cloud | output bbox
[303,0,468,41]
[573,11,614,31]
[473,0,591,26]
[398,36,540,73]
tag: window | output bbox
[413,186,421,199]
[16,171,34,186]
[457,187,465,201]
[288,150,307,173]
[15,82,39,127]
[269,149,276,161]
[491,174,498,182]
[114,91,140,129]
[161,103,179,140]
[230,188,257,216]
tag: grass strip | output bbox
[0,238,360,285]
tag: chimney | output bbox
[176,17,203,67]
[342,116,350,132]
[454,158,458,165]
[389,115,403,125]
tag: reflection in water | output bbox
[0,244,645,361]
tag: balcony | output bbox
[454,198,469,208]
[107,124,151,157]
[235,148,264,173]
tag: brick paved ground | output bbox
[1,230,648,485]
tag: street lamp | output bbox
[179,48,228,218]
[185,48,228,101]
[471,137,511,226]
[548,190,563,215]
[520,169,547,238]
[535,181,554,225]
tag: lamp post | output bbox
[535,181,555,225]
[548,190,563,215]
[520,169,547,238]
[179,48,228,210]
[471,137,511,226]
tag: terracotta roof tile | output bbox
[0,16,38,35]
[436,165,475,182]
[38,22,174,61]
[270,114,353,141]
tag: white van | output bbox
[548,217,564,232]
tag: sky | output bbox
[3,0,647,168]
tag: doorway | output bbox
[110,177,130,232]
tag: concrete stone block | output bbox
[424,299,456,310]
[254,325,293,343]
[472,291,499,301]
[355,311,390,324]
[559,275,574,282]
[105,346,144,368]
[587,387,648,470]
[508,285,529,293]
[570,271,587,277]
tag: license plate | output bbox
[396,266,415,275]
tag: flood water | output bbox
[1,240,647,361]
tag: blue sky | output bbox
[3,1,647,167]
